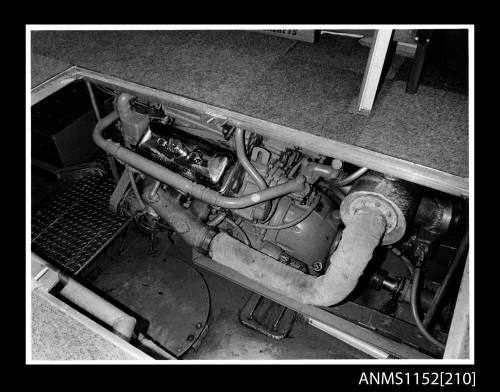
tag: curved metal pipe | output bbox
[330,167,368,187]
[252,195,320,230]
[234,127,273,221]
[234,128,268,190]
[92,111,308,210]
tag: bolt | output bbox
[187,334,195,342]
[196,322,203,329]
[312,261,323,272]
[331,159,343,170]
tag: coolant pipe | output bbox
[93,111,307,209]
[209,207,387,307]
[234,128,268,190]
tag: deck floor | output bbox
[80,229,370,360]
[31,30,469,178]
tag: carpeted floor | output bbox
[31,30,469,178]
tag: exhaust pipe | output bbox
[209,207,386,306]
[209,172,419,307]
[143,179,389,306]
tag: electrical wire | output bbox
[390,246,415,279]
[410,264,446,350]
[93,83,119,97]
[252,196,320,230]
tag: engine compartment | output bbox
[87,90,469,358]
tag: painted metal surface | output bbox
[31,255,152,361]
[90,250,210,357]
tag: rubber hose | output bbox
[410,265,446,350]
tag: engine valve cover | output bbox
[136,121,234,190]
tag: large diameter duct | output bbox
[340,171,420,245]
[209,207,387,306]
[208,173,419,306]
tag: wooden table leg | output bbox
[357,29,393,115]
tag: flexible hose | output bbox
[234,127,273,221]
[410,265,446,350]
[207,212,227,227]
[329,167,368,187]
[224,217,251,246]
[252,196,320,230]
[390,246,415,279]
[234,128,268,190]
[210,207,387,307]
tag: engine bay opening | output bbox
[31,79,469,360]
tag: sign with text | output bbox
[259,29,318,43]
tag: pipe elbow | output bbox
[209,207,387,308]
[92,111,120,151]
[304,208,387,306]
[209,206,386,307]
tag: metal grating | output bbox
[31,165,130,275]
